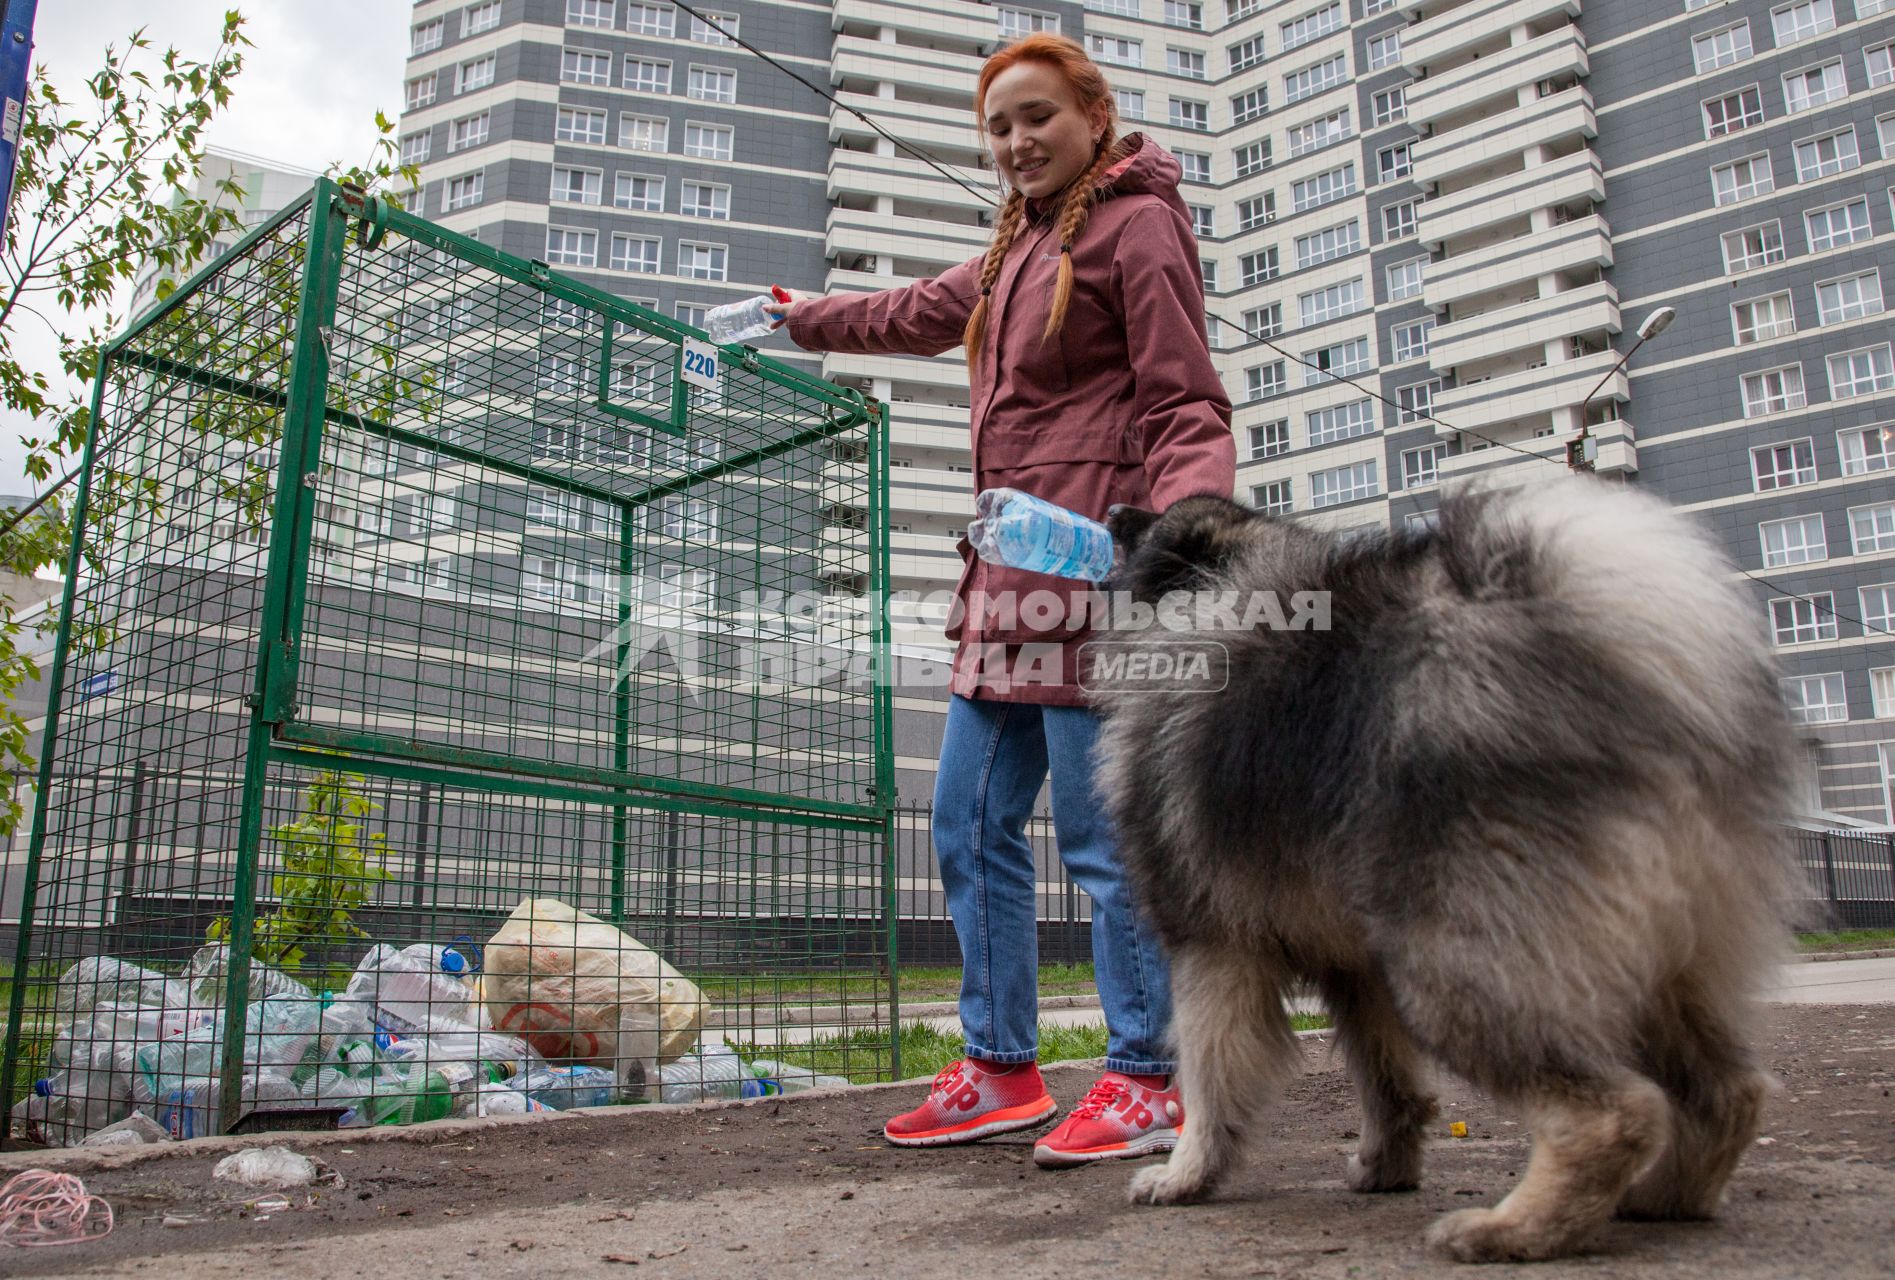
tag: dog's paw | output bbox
[1127,1161,1210,1206]
[1425,1208,1574,1264]
[1346,1149,1421,1193]
[1615,1181,1722,1222]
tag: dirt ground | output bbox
[3,1004,1891,1279]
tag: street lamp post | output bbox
[1568,305,1676,472]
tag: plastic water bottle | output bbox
[704,285,790,345]
[245,995,325,1078]
[656,1035,749,1102]
[132,1012,224,1100]
[967,488,1116,582]
[19,1071,127,1146]
[353,1058,507,1127]
[354,944,480,1035]
[512,1064,620,1110]
[183,944,313,1006]
[53,957,188,1020]
[151,1079,220,1140]
[746,1058,852,1093]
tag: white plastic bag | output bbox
[481,899,707,1084]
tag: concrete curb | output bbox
[1800,948,1895,962]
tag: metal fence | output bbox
[1790,827,1895,930]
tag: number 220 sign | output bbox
[680,338,720,392]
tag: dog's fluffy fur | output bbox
[1091,478,1798,1263]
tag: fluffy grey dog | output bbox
[1091,478,1797,1263]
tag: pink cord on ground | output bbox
[0,1170,115,1247]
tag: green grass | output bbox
[1795,928,1895,952]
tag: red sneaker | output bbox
[1033,1072,1183,1167]
[883,1058,1058,1147]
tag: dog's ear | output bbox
[1106,504,1161,554]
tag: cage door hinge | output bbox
[260,640,299,722]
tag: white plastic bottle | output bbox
[183,943,314,1006]
[512,1064,619,1110]
[966,488,1116,582]
[704,286,789,345]
[53,957,188,1021]
[745,1058,853,1093]
[354,944,480,1034]
[656,1035,748,1102]
[151,1078,220,1140]
[245,994,325,1078]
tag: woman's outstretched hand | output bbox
[765,286,815,328]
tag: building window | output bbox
[1364,0,1398,11]
[1187,204,1215,237]
[689,66,736,102]
[610,234,661,272]
[1285,54,1348,105]
[1741,365,1806,416]
[688,11,738,44]
[1751,438,1817,489]
[1202,258,1219,291]
[1782,59,1847,113]
[1781,673,1848,723]
[1241,303,1282,339]
[550,166,602,204]
[1692,22,1753,74]
[456,55,497,94]
[444,172,484,211]
[545,227,598,267]
[562,49,611,85]
[1816,270,1884,324]
[449,113,490,153]
[1772,595,1839,645]
[1304,337,1371,387]
[1171,98,1211,131]
[1382,199,1419,240]
[677,241,727,281]
[1391,317,1434,361]
[1372,85,1407,126]
[399,131,432,165]
[1386,257,1425,301]
[1402,443,1445,488]
[1298,278,1365,326]
[1287,109,1352,159]
[1245,362,1287,399]
[1309,458,1379,508]
[1252,479,1293,515]
[1721,220,1785,272]
[1241,248,1280,286]
[1862,0,1895,19]
[997,6,1060,37]
[1089,34,1143,67]
[627,2,674,36]
[1229,35,1267,73]
[681,181,729,219]
[1876,670,1895,720]
[1236,193,1276,230]
[1294,220,1359,269]
[1164,1,1205,31]
[1806,197,1872,252]
[615,172,664,210]
[1840,425,1895,475]
[568,0,613,27]
[1793,127,1860,181]
[1248,420,1291,460]
[621,112,670,149]
[1367,30,1402,70]
[1397,378,1441,424]
[1703,85,1765,138]
[683,122,733,160]
[1712,153,1773,205]
[412,19,444,53]
[1234,140,1272,176]
[1377,141,1413,183]
[1771,0,1836,46]
[1759,513,1827,566]
[1281,2,1345,51]
[1087,0,1140,12]
[1827,345,1895,399]
[1732,292,1796,344]
[1852,501,1895,552]
[1860,585,1895,637]
[1868,41,1895,88]
[1293,163,1357,212]
[623,57,670,93]
[1176,150,1212,182]
[1168,47,1207,79]
[406,74,437,110]
[463,1,502,35]
[557,106,607,144]
[1307,397,1376,443]
[1114,88,1145,121]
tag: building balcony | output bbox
[828,149,992,215]
[825,206,987,270]
[1429,349,1628,442]
[1405,27,1588,130]
[820,525,965,586]
[832,34,983,93]
[1399,0,1583,75]
[831,0,994,46]
[1417,149,1603,249]
[829,91,983,156]
[823,466,975,517]
[1428,280,1620,368]
[1438,414,1636,478]
[1412,86,1595,188]
[1422,212,1611,310]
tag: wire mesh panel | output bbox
[3,182,894,1146]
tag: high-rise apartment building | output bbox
[399,0,1895,820]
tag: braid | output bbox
[961,191,1027,381]
[1044,138,1120,342]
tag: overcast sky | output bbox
[0,0,410,498]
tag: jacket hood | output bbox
[1025,132,1186,224]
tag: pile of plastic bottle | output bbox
[10,944,849,1146]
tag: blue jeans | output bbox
[931,693,1175,1075]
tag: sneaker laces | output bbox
[1070,1076,1129,1121]
[930,1061,969,1096]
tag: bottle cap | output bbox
[440,949,468,975]
[33,1078,53,1097]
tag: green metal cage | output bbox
[2,180,897,1139]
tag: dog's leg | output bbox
[1319,971,1435,1193]
[1427,1074,1667,1263]
[1620,990,1772,1221]
[1128,945,1295,1206]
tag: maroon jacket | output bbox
[787,133,1236,705]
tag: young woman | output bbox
[769,33,1234,1167]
